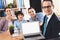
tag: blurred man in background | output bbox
[28,7,44,26]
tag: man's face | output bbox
[6,8,12,16]
[28,8,36,18]
[18,14,24,21]
[42,1,54,16]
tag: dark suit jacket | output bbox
[41,13,60,39]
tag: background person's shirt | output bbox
[14,19,27,34]
[0,17,8,33]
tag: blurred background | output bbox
[0,0,60,20]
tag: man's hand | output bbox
[39,22,43,26]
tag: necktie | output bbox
[43,16,48,36]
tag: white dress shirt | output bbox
[46,13,53,25]
[43,12,54,36]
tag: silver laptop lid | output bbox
[21,21,40,36]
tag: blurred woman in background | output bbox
[0,7,13,33]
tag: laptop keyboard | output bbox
[24,34,41,38]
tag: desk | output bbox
[0,31,13,40]
[0,31,45,40]
[0,31,23,40]
[12,33,23,40]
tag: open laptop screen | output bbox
[21,21,40,35]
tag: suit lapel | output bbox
[45,13,55,36]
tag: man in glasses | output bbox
[41,0,60,39]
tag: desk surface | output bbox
[0,31,23,40]
[0,31,13,40]
[0,31,45,40]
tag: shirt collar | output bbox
[47,12,53,19]
[46,12,54,23]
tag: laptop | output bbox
[21,21,45,40]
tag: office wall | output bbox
[30,0,42,13]
[52,0,60,19]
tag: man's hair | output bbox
[15,11,24,19]
[43,0,53,5]
[28,7,35,11]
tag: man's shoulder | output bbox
[50,13,60,25]
[52,13,59,21]
[36,12,43,15]
[36,12,44,17]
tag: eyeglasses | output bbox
[42,6,51,9]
